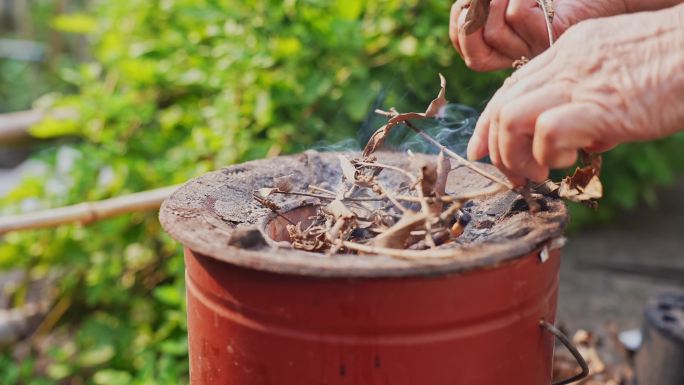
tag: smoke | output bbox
[367,103,477,158]
[312,137,361,152]
[313,85,479,157]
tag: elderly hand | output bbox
[466,5,684,185]
[449,0,629,71]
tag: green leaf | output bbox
[52,13,98,34]
[154,285,183,307]
[78,345,116,367]
[29,116,80,138]
[336,0,364,20]
[93,370,132,385]
[46,364,72,380]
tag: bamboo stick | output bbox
[0,108,77,144]
[0,185,180,235]
[0,110,43,144]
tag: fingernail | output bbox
[458,7,468,29]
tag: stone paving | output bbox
[558,179,684,332]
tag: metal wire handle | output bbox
[540,320,589,385]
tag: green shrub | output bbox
[0,1,503,383]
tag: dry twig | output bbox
[0,185,180,235]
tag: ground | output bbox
[558,179,684,333]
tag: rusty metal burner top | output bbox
[159,151,568,277]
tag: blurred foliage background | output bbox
[0,0,683,384]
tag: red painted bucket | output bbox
[160,151,572,385]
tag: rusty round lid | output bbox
[159,151,568,278]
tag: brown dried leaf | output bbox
[274,174,294,192]
[338,155,357,182]
[363,75,448,157]
[356,220,374,229]
[578,175,602,198]
[424,74,448,118]
[362,124,389,157]
[580,150,603,176]
[370,212,428,249]
[534,180,560,195]
[434,150,451,198]
[324,199,355,220]
[558,166,604,208]
[287,223,329,252]
[463,0,491,35]
[257,187,277,197]
[386,112,426,126]
[417,158,438,196]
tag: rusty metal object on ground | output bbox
[160,151,571,385]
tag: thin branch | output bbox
[252,193,296,225]
[375,183,409,213]
[404,121,514,189]
[0,185,180,235]
[273,190,336,200]
[342,240,465,260]
[309,185,337,196]
[356,161,417,182]
[0,108,77,144]
[536,0,555,46]
[358,159,439,248]
[0,110,42,143]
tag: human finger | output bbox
[483,0,532,61]
[449,0,469,56]
[457,3,514,71]
[488,118,528,186]
[497,86,568,180]
[533,102,608,168]
[506,0,556,55]
[467,110,490,161]
[469,70,524,161]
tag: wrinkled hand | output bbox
[450,0,629,71]
[467,6,684,185]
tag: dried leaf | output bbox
[580,150,603,176]
[424,73,447,118]
[287,223,329,252]
[370,212,428,249]
[356,220,374,229]
[363,75,448,157]
[578,175,602,198]
[386,112,426,126]
[257,187,277,197]
[434,150,451,198]
[324,199,355,220]
[417,158,438,196]
[463,0,491,35]
[338,155,357,182]
[558,166,604,208]
[534,180,560,195]
[274,174,294,192]
[512,56,530,69]
[362,124,389,157]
